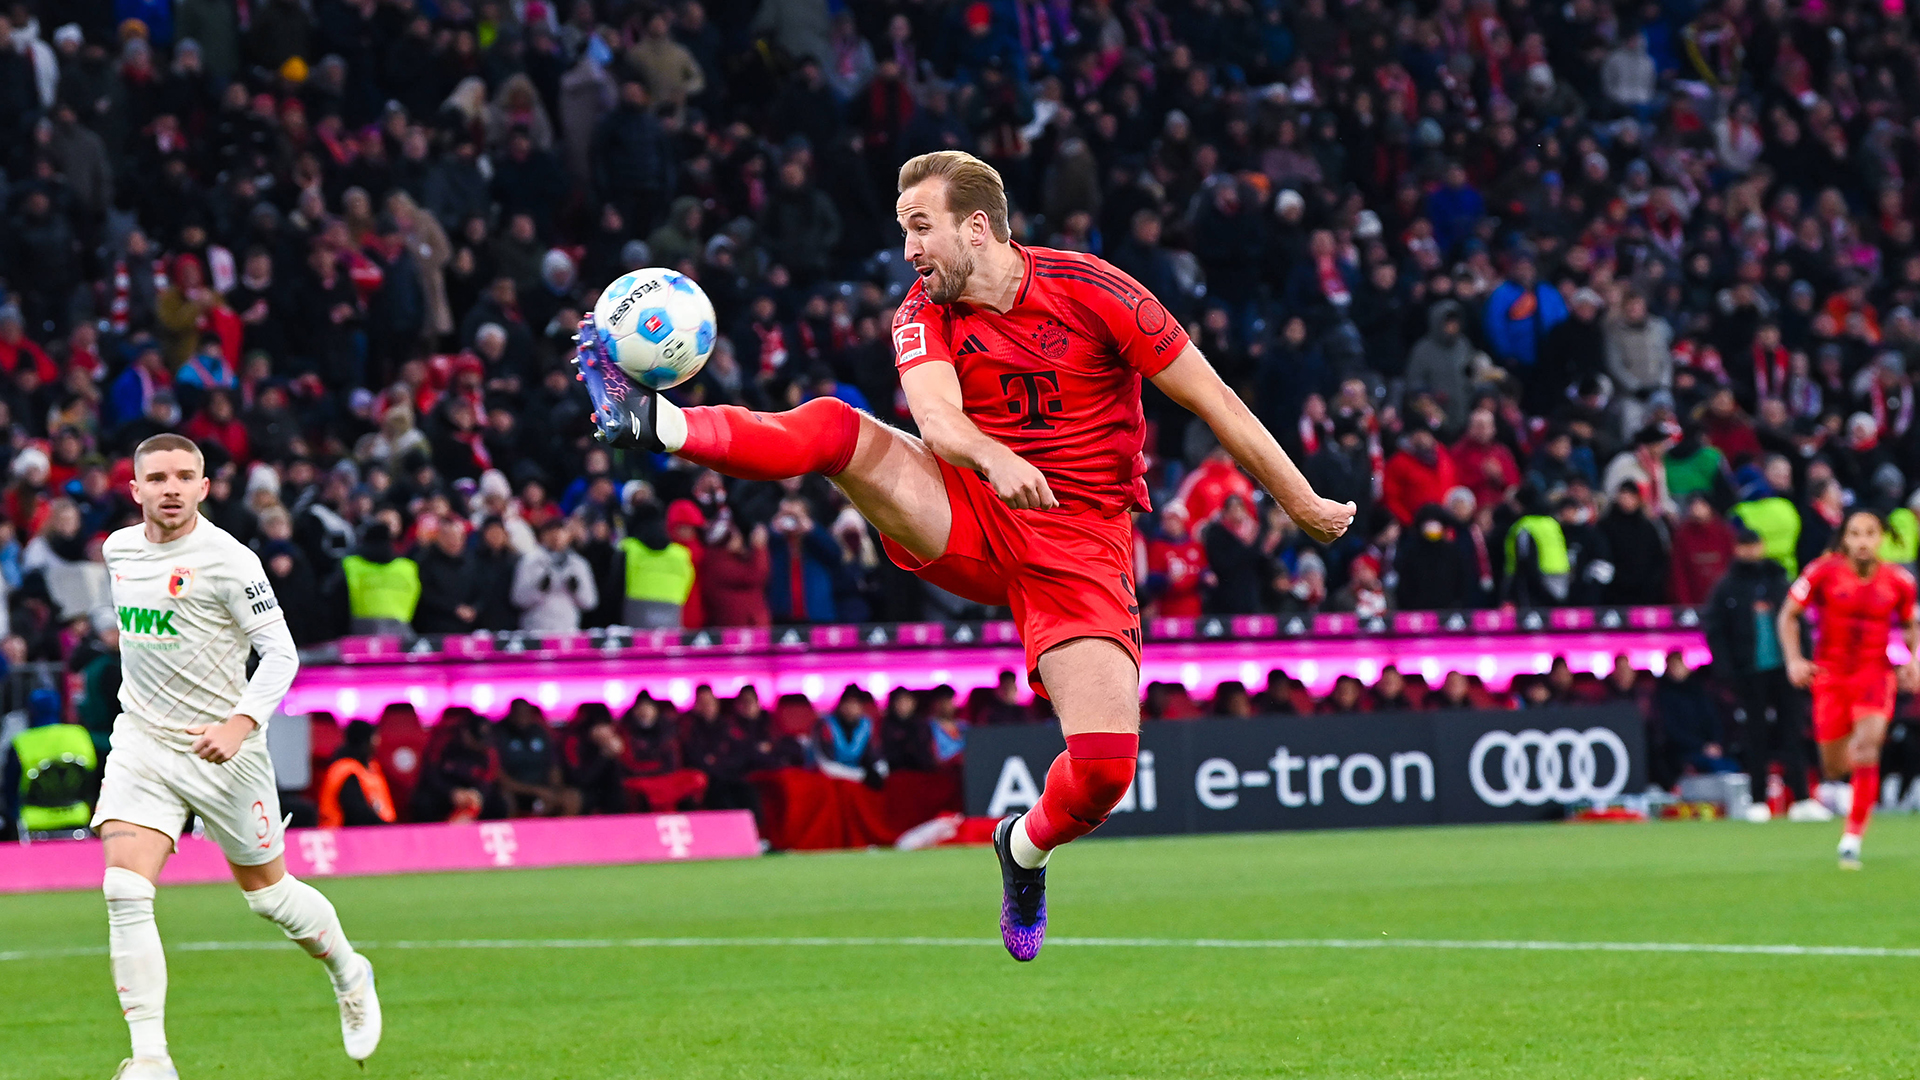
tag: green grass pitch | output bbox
[4,819,1918,1079]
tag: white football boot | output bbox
[336,955,383,1060]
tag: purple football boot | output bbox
[573,313,665,452]
[992,815,1047,962]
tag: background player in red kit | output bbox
[1778,510,1920,869]
[577,150,1354,959]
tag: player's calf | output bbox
[104,867,170,1067]
[244,873,382,1059]
[1019,732,1140,857]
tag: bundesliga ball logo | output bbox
[590,267,718,390]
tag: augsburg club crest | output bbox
[167,567,194,598]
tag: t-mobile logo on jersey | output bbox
[299,831,339,875]
[655,814,695,858]
[1000,371,1065,431]
[479,822,518,866]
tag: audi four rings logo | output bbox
[1468,728,1630,807]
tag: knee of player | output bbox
[1074,755,1138,810]
[103,865,157,908]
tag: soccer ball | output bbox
[590,267,717,390]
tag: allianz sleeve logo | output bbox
[118,606,180,635]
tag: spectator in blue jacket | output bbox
[766,497,842,623]
[1483,253,1568,373]
[1425,162,1486,257]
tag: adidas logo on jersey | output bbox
[118,606,180,636]
[955,334,990,357]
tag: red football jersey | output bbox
[1788,553,1918,676]
[891,245,1191,516]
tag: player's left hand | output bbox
[186,715,257,764]
[1294,497,1358,545]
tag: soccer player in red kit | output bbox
[1778,510,1920,869]
[577,150,1354,958]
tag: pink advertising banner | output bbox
[0,811,762,894]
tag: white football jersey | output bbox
[103,516,297,751]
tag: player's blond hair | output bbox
[898,151,1011,242]
[133,433,205,476]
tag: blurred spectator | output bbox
[622,694,710,811]
[1396,504,1475,611]
[1731,455,1803,577]
[701,520,772,628]
[1201,495,1266,615]
[1451,410,1519,515]
[620,501,694,629]
[334,520,418,637]
[411,710,507,823]
[513,517,598,632]
[411,516,480,636]
[1211,680,1254,718]
[1597,484,1669,607]
[1317,674,1367,714]
[1797,477,1846,572]
[1704,525,1815,816]
[1382,427,1457,527]
[973,673,1029,727]
[818,685,886,788]
[766,497,840,624]
[1651,651,1739,784]
[1505,489,1569,607]
[1668,494,1736,605]
[469,517,522,632]
[317,720,396,828]
[685,685,771,815]
[495,700,580,817]
[1142,503,1208,618]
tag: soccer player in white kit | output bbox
[91,434,381,1079]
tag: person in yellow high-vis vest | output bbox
[619,502,694,628]
[338,521,420,636]
[11,706,97,834]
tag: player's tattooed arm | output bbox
[1150,343,1355,543]
[901,362,1058,510]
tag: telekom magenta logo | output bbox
[655,815,694,858]
[299,832,339,875]
[479,822,518,866]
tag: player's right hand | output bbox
[1785,655,1816,689]
[986,452,1059,511]
[1295,497,1358,544]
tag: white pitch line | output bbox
[7,936,1920,963]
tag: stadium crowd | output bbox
[5,0,1920,652]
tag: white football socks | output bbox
[655,395,688,452]
[1010,815,1051,870]
[104,867,169,1063]
[244,874,361,991]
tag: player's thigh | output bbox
[178,738,287,868]
[93,730,189,880]
[829,412,951,564]
[1035,637,1142,736]
[99,821,174,881]
[1849,712,1891,766]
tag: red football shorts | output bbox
[1810,668,1896,743]
[880,456,1141,697]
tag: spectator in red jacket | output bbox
[1144,503,1210,617]
[1696,387,1762,467]
[665,498,708,627]
[1450,408,1519,514]
[1382,427,1458,525]
[700,520,772,627]
[1172,445,1257,526]
[181,390,253,466]
[1668,493,1736,604]
[0,307,59,383]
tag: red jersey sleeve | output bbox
[1788,557,1828,608]
[891,282,954,375]
[1050,256,1190,378]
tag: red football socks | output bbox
[678,398,860,480]
[1024,732,1139,851]
[1847,763,1879,838]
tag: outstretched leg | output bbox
[102,822,174,1075]
[576,322,954,562]
[233,859,382,1060]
